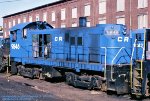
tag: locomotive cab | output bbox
[10,21,53,74]
[128,28,150,97]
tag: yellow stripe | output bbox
[130,62,132,88]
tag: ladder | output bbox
[132,60,143,96]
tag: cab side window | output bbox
[78,37,82,46]
[11,31,17,42]
[23,29,27,38]
[70,37,75,45]
[65,33,69,42]
[136,33,142,41]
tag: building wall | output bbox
[3,0,150,38]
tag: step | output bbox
[134,84,142,87]
[135,77,143,79]
[132,93,142,96]
[134,74,141,77]
[136,60,143,62]
[107,88,116,91]
[134,68,142,71]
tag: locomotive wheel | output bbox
[17,65,24,76]
[66,73,76,86]
[89,76,102,89]
[88,77,97,89]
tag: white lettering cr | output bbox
[118,37,129,42]
[124,37,129,42]
[55,37,58,41]
[118,37,122,42]
[59,37,62,41]
[55,37,63,41]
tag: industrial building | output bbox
[3,0,149,38]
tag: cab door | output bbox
[32,34,43,58]
[32,34,51,58]
[32,34,39,58]
[44,34,51,58]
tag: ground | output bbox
[0,74,64,101]
[0,73,149,101]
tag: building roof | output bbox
[3,0,70,18]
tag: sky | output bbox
[0,0,58,26]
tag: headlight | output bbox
[114,30,119,34]
[106,30,119,35]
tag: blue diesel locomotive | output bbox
[8,18,150,97]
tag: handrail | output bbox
[130,39,137,88]
[111,47,125,80]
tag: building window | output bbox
[9,21,11,28]
[99,17,106,24]
[61,9,66,20]
[4,23,6,28]
[9,32,10,36]
[72,7,77,18]
[72,23,77,27]
[52,11,55,21]
[36,14,40,21]
[87,21,91,27]
[4,32,7,38]
[13,20,15,26]
[23,17,26,23]
[117,17,125,25]
[138,0,148,8]
[117,0,125,11]
[138,14,148,28]
[18,18,21,24]
[99,0,106,14]
[84,4,91,16]
[43,12,47,21]
[61,23,66,28]
[29,16,32,22]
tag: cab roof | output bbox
[10,21,53,31]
